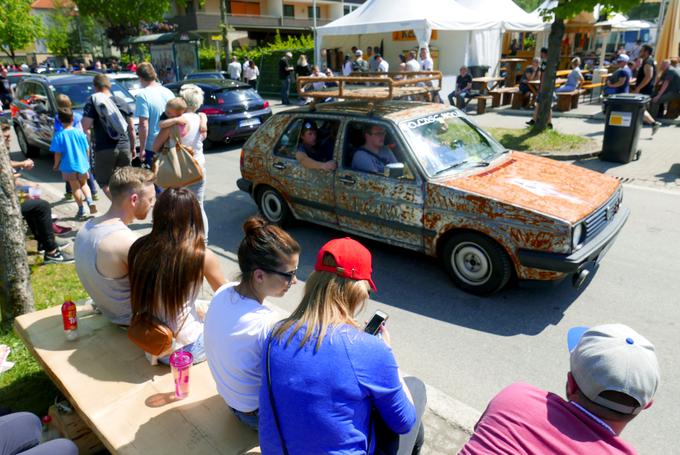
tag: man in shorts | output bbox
[81,73,135,198]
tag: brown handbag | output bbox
[153,125,203,188]
[127,313,174,356]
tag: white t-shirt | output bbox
[420,57,433,71]
[159,298,203,347]
[377,59,389,73]
[405,59,421,72]
[204,283,282,412]
[342,60,353,76]
[179,112,205,167]
[244,65,259,81]
[228,61,242,79]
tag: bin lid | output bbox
[604,93,650,105]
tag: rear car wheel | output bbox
[443,232,512,295]
[15,126,40,158]
[256,186,292,226]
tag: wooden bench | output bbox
[556,89,586,112]
[14,303,261,454]
[665,99,680,119]
[476,95,494,114]
[490,87,519,107]
[581,82,604,103]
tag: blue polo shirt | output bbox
[50,127,90,174]
[135,84,175,150]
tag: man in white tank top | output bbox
[74,167,156,325]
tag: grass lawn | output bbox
[0,260,88,416]
[487,127,597,154]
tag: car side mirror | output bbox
[384,162,404,179]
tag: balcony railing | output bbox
[170,13,333,32]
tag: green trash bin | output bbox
[601,93,649,163]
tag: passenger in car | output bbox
[351,124,398,174]
[295,121,337,171]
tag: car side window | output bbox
[275,118,304,159]
[15,82,29,101]
[343,121,414,180]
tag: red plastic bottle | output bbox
[61,300,79,341]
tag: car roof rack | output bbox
[296,71,442,108]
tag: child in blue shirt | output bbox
[51,107,97,219]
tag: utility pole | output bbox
[313,0,318,66]
[220,0,230,66]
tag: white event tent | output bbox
[316,0,542,80]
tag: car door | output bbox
[267,116,339,226]
[13,82,40,144]
[31,81,55,148]
[335,121,426,251]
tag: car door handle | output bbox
[339,175,356,185]
[273,162,286,170]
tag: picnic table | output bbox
[499,58,526,87]
[527,78,567,96]
[14,303,261,454]
[471,76,505,95]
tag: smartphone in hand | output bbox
[365,310,389,336]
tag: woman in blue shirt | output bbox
[556,57,584,93]
[259,238,426,454]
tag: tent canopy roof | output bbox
[457,0,545,31]
[317,0,497,37]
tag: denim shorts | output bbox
[158,332,206,366]
[230,407,259,431]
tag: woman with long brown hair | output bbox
[128,188,225,364]
[204,216,300,431]
[258,238,426,454]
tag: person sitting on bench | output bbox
[556,57,584,93]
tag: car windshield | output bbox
[51,82,134,108]
[399,111,506,176]
[117,78,141,91]
[187,73,222,80]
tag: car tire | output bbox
[202,137,214,150]
[256,186,292,226]
[443,232,512,295]
[15,126,40,158]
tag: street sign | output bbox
[211,35,221,41]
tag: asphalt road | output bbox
[14,135,680,454]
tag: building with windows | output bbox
[169,0,365,45]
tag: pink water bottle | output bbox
[169,350,193,399]
[61,300,78,341]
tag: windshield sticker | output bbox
[509,178,584,204]
[404,111,459,129]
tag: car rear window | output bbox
[210,88,260,105]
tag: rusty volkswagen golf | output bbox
[238,101,628,295]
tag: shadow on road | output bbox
[204,191,586,337]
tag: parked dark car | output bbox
[164,79,272,148]
[184,71,230,80]
[7,72,32,93]
[11,73,137,158]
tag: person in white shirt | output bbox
[342,55,353,76]
[204,216,301,431]
[244,60,260,89]
[419,47,434,72]
[375,53,389,73]
[227,56,242,81]
[405,51,421,72]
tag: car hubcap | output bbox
[261,191,283,222]
[452,242,492,285]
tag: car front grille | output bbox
[583,189,622,243]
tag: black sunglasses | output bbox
[260,267,298,283]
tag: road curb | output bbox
[424,381,481,435]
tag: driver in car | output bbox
[295,121,337,171]
[351,124,397,174]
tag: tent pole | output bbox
[313,0,318,67]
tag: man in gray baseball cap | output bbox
[460,324,660,454]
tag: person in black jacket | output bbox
[279,52,294,105]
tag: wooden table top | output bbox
[499,58,526,63]
[14,303,261,454]
[472,76,506,83]
[528,78,567,85]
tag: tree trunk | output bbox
[534,18,565,132]
[0,128,35,321]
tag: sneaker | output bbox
[63,192,73,200]
[52,223,72,236]
[38,239,72,253]
[75,207,86,220]
[652,121,661,136]
[88,203,98,215]
[92,193,100,201]
[526,119,535,126]
[43,249,75,264]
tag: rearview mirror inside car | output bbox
[384,162,404,179]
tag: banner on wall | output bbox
[392,30,439,41]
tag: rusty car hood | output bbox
[436,152,620,224]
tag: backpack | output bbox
[91,92,128,140]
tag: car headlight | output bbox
[572,223,584,251]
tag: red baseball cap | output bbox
[314,238,377,292]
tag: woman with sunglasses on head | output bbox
[258,238,426,455]
[204,216,300,431]
[128,188,226,365]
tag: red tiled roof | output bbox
[31,0,74,9]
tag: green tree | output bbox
[45,1,76,58]
[533,0,643,132]
[513,0,542,13]
[0,0,43,64]
[74,0,186,51]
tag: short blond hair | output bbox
[109,167,155,201]
[166,97,187,112]
[179,84,204,112]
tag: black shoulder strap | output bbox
[267,336,289,455]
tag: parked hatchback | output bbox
[238,101,629,295]
[11,73,137,158]
[165,79,271,148]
